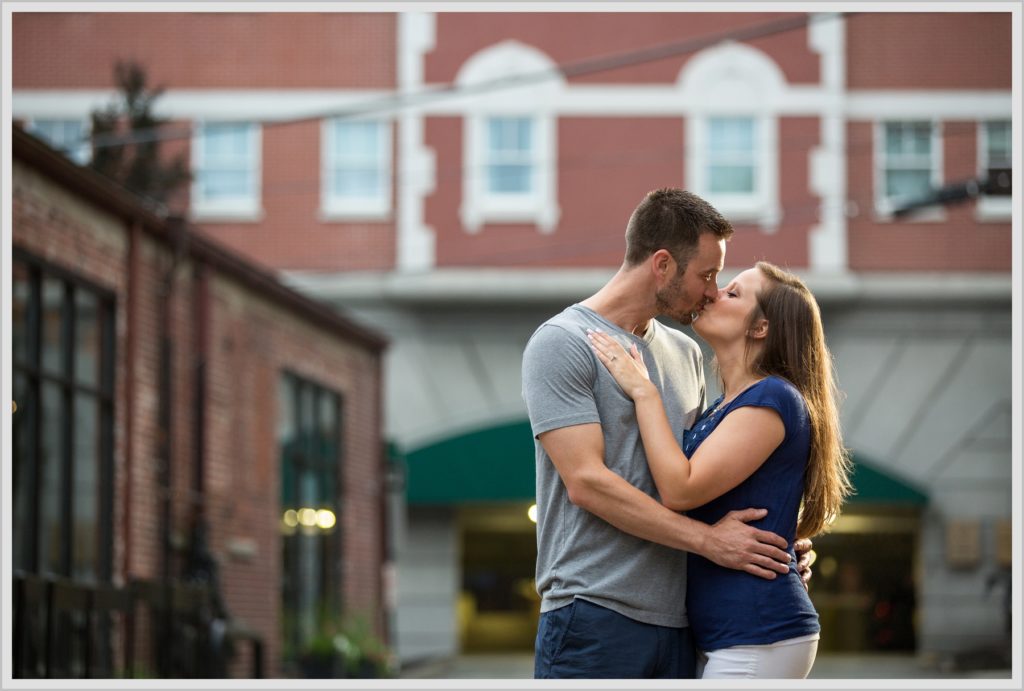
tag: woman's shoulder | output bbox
[744,376,806,412]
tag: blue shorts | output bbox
[534,598,696,679]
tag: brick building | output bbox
[9,8,1015,672]
[11,126,388,678]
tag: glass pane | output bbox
[709,165,755,194]
[489,118,531,153]
[987,121,1011,164]
[72,395,99,581]
[886,169,931,199]
[334,121,379,158]
[201,170,250,198]
[41,278,66,376]
[13,261,32,366]
[488,164,531,194]
[13,371,36,572]
[203,123,250,160]
[910,123,931,155]
[75,290,100,388]
[709,118,755,153]
[333,169,380,198]
[39,381,65,575]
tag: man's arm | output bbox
[540,423,793,579]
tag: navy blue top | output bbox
[683,376,820,651]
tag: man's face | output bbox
[655,233,726,325]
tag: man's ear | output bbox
[748,318,769,340]
[651,249,676,281]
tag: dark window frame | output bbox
[12,247,116,584]
[278,371,344,664]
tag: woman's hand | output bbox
[586,329,655,400]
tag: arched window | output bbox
[678,41,784,230]
[455,41,562,233]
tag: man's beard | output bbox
[655,275,697,325]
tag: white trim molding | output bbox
[397,12,437,272]
[679,41,783,231]
[455,40,562,234]
[807,11,848,273]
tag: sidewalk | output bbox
[399,652,1012,680]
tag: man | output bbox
[522,188,812,679]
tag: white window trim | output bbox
[320,118,392,221]
[976,120,1011,223]
[686,114,780,231]
[678,42,784,232]
[190,120,263,222]
[873,119,945,222]
[456,41,561,234]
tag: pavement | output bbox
[399,651,1012,681]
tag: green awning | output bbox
[847,453,928,506]
[398,420,536,505]
[397,420,929,507]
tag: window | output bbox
[707,117,756,194]
[876,121,942,219]
[279,374,342,664]
[686,115,779,228]
[322,119,391,219]
[486,117,534,195]
[977,120,1011,221]
[457,41,561,233]
[12,250,115,581]
[677,42,783,230]
[191,121,261,220]
[26,119,91,165]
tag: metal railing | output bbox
[12,572,264,679]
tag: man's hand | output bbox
[702,508,792,579]
[794,537,815,590]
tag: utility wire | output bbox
[82,11,853,150]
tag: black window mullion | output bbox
[98,296,116,583]
[25,264,43,575]
[60,283,76,578]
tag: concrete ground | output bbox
[399,651,1012,680]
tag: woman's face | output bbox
[692,267,768,342]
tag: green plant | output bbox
[289,607,393,679]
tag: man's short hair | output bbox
[624,188,734,269]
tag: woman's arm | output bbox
[587,329,784,510]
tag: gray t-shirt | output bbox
[521,304,706,628]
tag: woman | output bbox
[586,261,852,679]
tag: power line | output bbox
[80,11,853,150]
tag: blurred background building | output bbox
[10,8,1014,676]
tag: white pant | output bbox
[697,633,819,679]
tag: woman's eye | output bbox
[727,291,738,298]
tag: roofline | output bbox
[13,125,388,353]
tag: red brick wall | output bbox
[846,121,1011,271]
[12,158,386,678]
[847,13,1012,90]
[428,13,819,85]
[12,12,396,88]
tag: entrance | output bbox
[457,504,539,652]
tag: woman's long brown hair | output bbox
[749,261,853,539]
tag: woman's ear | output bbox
[748,318,769,340]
